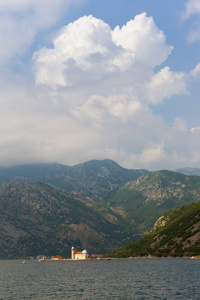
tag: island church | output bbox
[71,247,90,260]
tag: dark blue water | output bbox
[0,258,200,299]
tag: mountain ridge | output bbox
[1,160,200,259]
[0,159,148,200]
[175,167,200,176]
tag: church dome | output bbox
[82,250,87,254]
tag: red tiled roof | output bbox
[53,255,62,259]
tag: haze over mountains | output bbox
[0,160,147,200]
[1,159,200,259]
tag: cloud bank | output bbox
[0,8,200,170]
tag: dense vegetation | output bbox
[105,201,200,258]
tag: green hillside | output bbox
[105,201,200,258]
[104,170,200,235]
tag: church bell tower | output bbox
[71,247,75,260]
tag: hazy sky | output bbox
[0,0,200,170]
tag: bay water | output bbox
[0,258,200,299]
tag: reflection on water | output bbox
[0,258,200,299]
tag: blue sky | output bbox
[0,0,200,170]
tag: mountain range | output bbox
[1,159,200,259]
[0,160,147,200]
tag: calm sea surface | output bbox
[0,258,200,299]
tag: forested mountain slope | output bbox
[105,201,200,258]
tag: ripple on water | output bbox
[0,258,200,299]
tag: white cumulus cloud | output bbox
[34,13,173,89]
[146,67,187,105]
[112,13,173,68]
[190,63,200,77]
[78,94,142,122]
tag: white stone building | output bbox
[71,247,90,260]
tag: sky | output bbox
[0,0,200,170]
